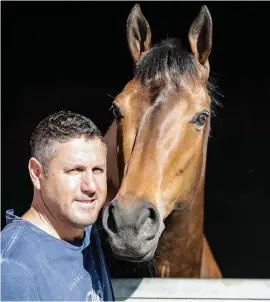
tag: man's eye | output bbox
[68,168,83,173]
[93,168,104,174]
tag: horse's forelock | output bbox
[135,38,223,114]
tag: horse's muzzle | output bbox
[102,199,164,262]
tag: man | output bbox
[1,110,115,301]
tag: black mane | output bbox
[135,38,223,114]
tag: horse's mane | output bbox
[135,38,223,115]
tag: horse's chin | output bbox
[111,244,157,263]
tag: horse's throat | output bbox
[155,185,205,277]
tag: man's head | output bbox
[29,110,107,229]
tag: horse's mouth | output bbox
[110,244,157,263]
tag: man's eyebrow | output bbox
[93,163,106,168]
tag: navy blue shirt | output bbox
[1,210,115,301]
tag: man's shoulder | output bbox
[1,220,25,257]
[1,220,40,266]
[1,220,39,297]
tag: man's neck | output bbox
[22,198,84,242]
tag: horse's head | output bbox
[103,4,215,262]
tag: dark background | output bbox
[1,1,269,278]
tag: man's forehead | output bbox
[53,137,106,162]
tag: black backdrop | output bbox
[2,1,269,278]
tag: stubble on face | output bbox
[40,137,107,230]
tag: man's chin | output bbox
[68,214,99,229]
[69,205,101,226]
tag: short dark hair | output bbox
[30,110,103,175]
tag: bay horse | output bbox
[101,4,222,278]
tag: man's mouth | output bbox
[75,195,98,203]
[74,199,98,208]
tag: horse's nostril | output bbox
[145,206,160,239]
[134,204,160,241]
[107,204,118,234]
[150,206,159,227]
[149,207,157,222]
[103,203,118,235]
[135,208,150,232]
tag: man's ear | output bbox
[28,157,43,190]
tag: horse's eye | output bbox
[110,104,123,121]
[193,111,209,127]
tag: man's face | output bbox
[40,137,107,228]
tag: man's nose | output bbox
[81,172,97,194]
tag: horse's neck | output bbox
[155,126,209,278]
[155,180,205,277]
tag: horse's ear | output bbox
[188,5,212,66]
[126,4,152,63]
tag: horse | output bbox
[101,4,222,278]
